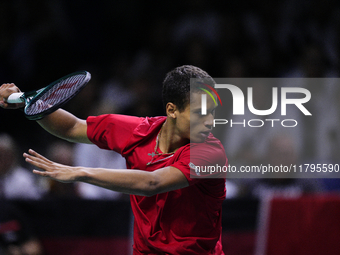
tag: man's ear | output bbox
[166,102,177,119]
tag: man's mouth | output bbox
[200,130,211,137]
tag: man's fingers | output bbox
[24,150,50,171]
[24,155,46,170]
[23,150,73,183]
[28,149,42,158]
[32,169,49,177]
[28,149,53,163]
[0,101,22,109]
[24,149,52,164]
[0,83,24,109]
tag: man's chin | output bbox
[190,135,207,143]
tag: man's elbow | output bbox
[137,168,188,197]
[141,180,162,197]
[138,172,166,197]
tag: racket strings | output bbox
[25,74,86,115]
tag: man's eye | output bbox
[207,108,216,115]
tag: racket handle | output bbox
[7,92,25,103]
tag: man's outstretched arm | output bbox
[0,83,91,144]
[24,149,189,197]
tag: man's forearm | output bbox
[75,166,188,197]
[77,167,160,196]
[37,109,90,144]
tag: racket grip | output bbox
[7,92,25,103]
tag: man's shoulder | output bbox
[87,114,166,131]
[174,135,227,164]
[142,116,167,125]
[134,116,166,134]
[191,134,226,154]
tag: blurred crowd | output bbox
[0,1,340,199]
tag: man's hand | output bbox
[24,149,78,183]
[0,83,25,109]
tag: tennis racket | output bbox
[7,71,91,120]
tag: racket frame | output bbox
[12,71,91,120]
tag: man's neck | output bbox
[158,120,189,154]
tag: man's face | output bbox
[176,92,217,143]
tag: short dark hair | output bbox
[162,65,214,111]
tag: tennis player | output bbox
[0,65,227,254]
